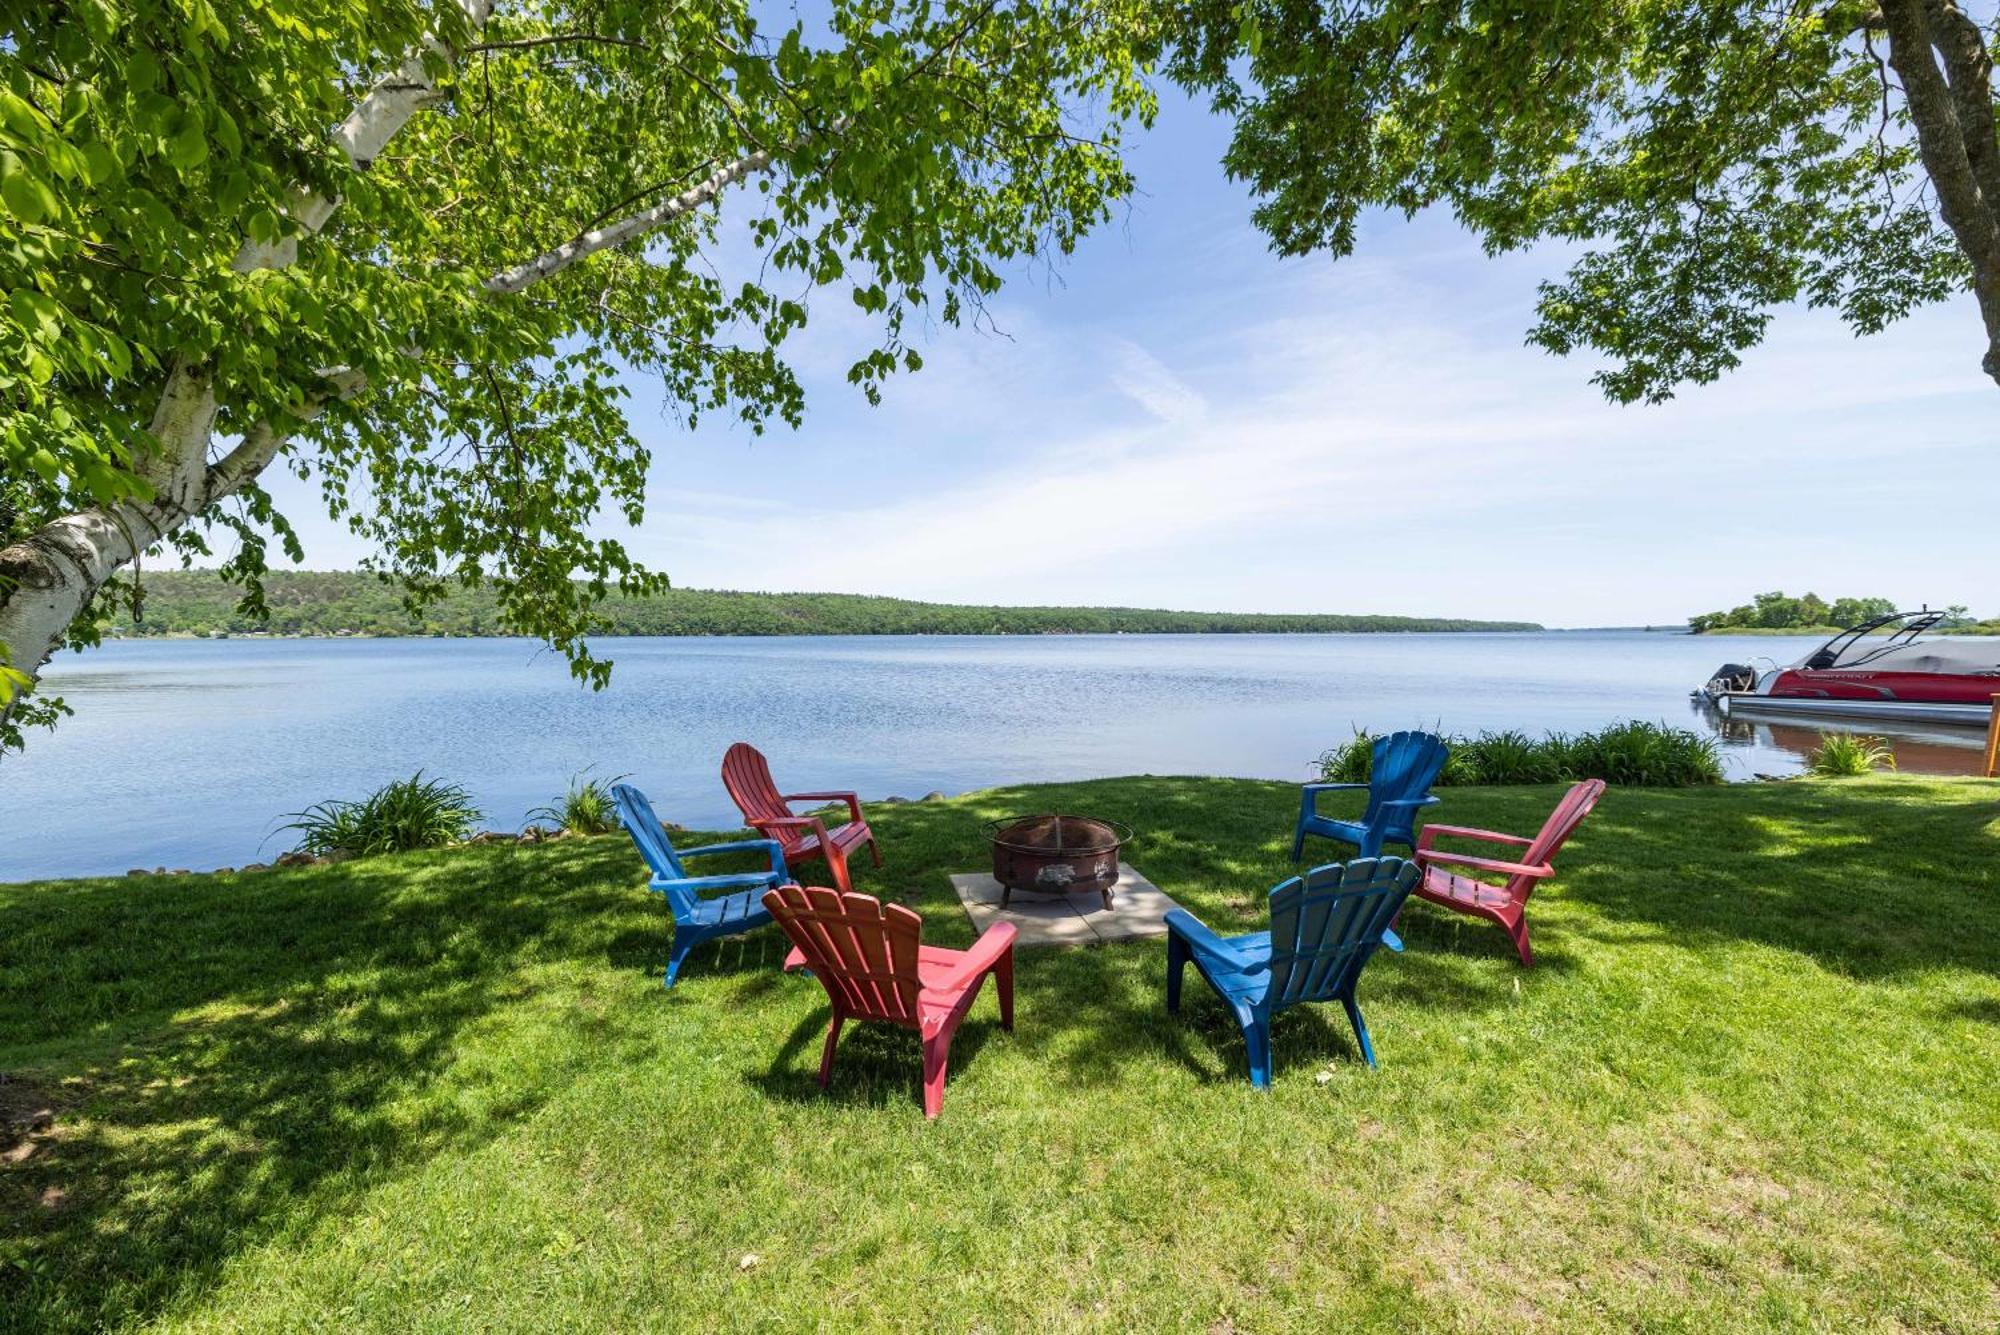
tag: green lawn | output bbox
[3,777,1997,1331]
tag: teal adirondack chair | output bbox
[611,783,789,987]
[1165,857,1420,1088]
[1292,730,1449,861]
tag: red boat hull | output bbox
[1767,669,2000,706]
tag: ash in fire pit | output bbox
[984,814,1133,911]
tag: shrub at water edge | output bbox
[281,773,483,858]
[528,770,628,836]
[1806,733,1896,777]
[1318,722,1725,788]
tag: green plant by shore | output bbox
[96,570,1540,640]
[1317,721,1725,788]
[527,770,628,837]
[279,773,483,858]
[1807,734,1896,778]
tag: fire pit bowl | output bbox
[984,814,1133,911]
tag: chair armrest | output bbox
[681,838,788,880]
[1164,909,1269,974]
[1416,823,1533,853]
[650,871,783,895]
[1381,927,1404,953]
[930,921,1017,996]
[1416,849,1553,879]
[1377,795,1441,811]
[752,815,832,850]
[785,791,864,824]
[1300,782,1367,819]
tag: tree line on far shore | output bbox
[102,571,1542,640]
[1689,592,1997,634]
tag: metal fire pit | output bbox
[984,814,1132,911]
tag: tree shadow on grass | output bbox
[0,839,646,1335]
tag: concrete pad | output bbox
[949,862,1182,948]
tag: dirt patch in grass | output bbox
[0,1071,68,1150]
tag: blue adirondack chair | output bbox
[611,783,790,988]
[1165,856,1420,1088]
[1291,730,1449,861]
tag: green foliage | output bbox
[93,569,1543,637]
[1807,732,1896,777]
[4,0,1158,686]
[3,777,1998,1329]
[281,771,482,858]
[1168,2,1983,401]
[528,769,627,836]
[1318,722,1725,788]
[1689,592,1903,633]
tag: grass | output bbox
[3,775,1997,1331]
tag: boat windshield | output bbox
[1803,610,1947,670]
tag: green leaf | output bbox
[0,162,56,224]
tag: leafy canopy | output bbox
[1168,0,1980,402]
[0,0,1154,694]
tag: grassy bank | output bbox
[3,777,1997,1330]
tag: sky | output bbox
[257,86,2000,628]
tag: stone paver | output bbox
[948,862,1181,947]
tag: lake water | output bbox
[2,631,1985,881]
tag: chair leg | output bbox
[664,934,698,988]
[1237,1005,1272,1090]
[1289,822,1307,863]
[994,951,1015,1032]
[827,845,853,894]
[817,1013,845,1088]
[868,832,883,868]
[921,1028,953,1119]
[1508,917,1534,968]
[1166,932,1189,1014]
[1341,994,1378,1068]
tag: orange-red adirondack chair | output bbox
[762,885,1015,1119]
[721,742,880,893]
[1410,779,1605,967]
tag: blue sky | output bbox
[264,86,2000,627]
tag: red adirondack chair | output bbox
[762,885,1016,1119]
[1410,779,1605,967]
[721,742,880,894]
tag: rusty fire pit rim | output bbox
[982,812,1133,857]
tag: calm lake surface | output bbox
[4,631,1984,881]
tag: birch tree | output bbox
[1169,0,2000,401]
[0,0,1153,748]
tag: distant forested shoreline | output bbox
[98,572,1543,639]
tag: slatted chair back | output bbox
[1364,731,1451,828]
[611,784,689,882]
[721,742,790,829]
[763,885,924,1026]
[1519,779,1606,882]
[1266,857,1421,1009]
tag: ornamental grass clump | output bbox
[281,772,482,858]
[529,770,628,836]
[1316,721,1724,788]
[1807,732,1896,777]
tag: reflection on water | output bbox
[2,630,1991,881]
[1689,698,1990,777]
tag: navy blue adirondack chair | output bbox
[611,783,790,988]
[1165,857,1420,1088]
[1291,730,1449,862]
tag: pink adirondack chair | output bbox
[762,885,1015,1119]
[721,742,880,894]
[1410,779,1605,967]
